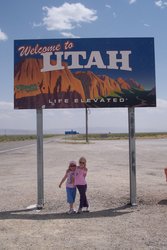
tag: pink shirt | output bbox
[66,171,75,188]
[75,167,87,185]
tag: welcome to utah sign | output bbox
[14,37,156,109]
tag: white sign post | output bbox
[36,109,44,209]
[128,107,137,206]
[85,108,89,143]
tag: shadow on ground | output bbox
[158,199,167,205]
[0,204,133,220]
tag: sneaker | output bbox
[67,209,76,215]
[83,207,89,212]
[85,207,89,212]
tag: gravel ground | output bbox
[0,138,167,250]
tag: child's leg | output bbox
[70,203,74,210]
[67,187,76,211]
[81,184,89,208]
[77,185,88,209]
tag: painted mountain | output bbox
[14,58,156,109]
[14,58,85,108]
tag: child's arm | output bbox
[59,172,68,188]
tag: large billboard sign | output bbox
[14,38,156,109]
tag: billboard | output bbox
[14,38,156,109]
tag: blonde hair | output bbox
[79,157,86,164]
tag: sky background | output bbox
[0,0,167,134]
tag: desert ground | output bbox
[0,137,167,250]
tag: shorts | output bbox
[66,187,76,204]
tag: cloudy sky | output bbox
[0,0,167,133]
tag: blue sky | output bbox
[0,0,167,133]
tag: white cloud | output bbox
[128,0,167,8]
[105,4,111,8]
[155,0,167,8]
[0,29,8,41]
[129,0,137,4]
[42,2,97,31]
[32,22,42,28]
[61,32,80,38]
[144,23,150,27]
[113,12,117,18]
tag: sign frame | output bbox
[14,37,156,109]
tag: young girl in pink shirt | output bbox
[75,157,89,213]
[59,161,77,214]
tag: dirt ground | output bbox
[0,138,167,250]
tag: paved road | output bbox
[0,137,60,154]
[0,140,37,154]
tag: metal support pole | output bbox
[85,107,89,143]
[128,107,137,206]
[36,109,44,209]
